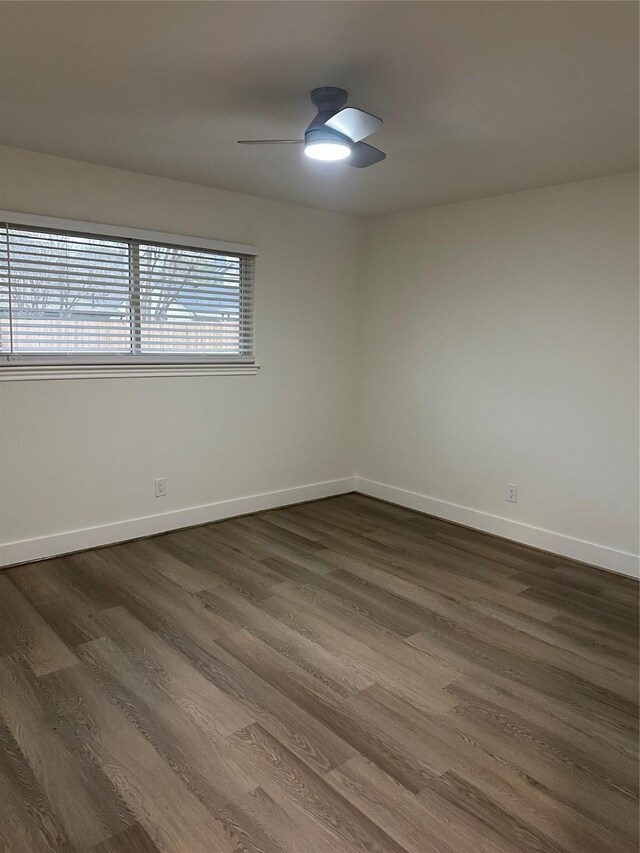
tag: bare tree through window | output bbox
[1,224,254,362]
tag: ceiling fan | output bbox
[238,87,386,167]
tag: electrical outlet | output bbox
[154,477,167,498]
[506,483,518,503]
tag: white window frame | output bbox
[0,211,260,380]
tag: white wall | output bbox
[1,150,637,576]
[358,173,639,575]
[0,147,361,562]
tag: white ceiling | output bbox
[1,1,637,217]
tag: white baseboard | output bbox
[3,475,638,580]
[0,477,357,567]
[355,477,640,580]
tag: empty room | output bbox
[0,2,638,851]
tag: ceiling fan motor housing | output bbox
[307,87,349,133]
[304,126,351,147]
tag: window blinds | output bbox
[0,222,256,365]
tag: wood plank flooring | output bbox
[1,493,638,852]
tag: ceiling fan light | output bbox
[304,140,351,161]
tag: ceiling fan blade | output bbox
[324,108,383,142]
[347,142,386,168]
[237,139,303,144]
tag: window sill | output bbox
[0,364,261,381]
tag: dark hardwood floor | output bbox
[0,493,638,852]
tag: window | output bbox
[0,214,256,374]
